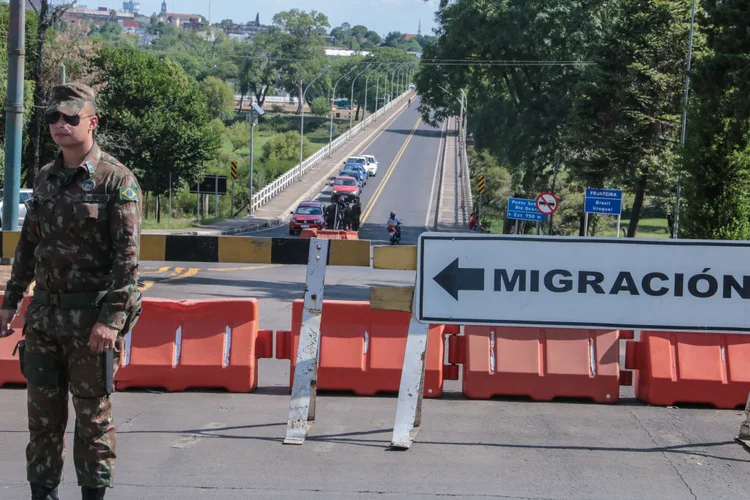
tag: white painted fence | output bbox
[250,91,411,212]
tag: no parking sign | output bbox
[536,192,558,216]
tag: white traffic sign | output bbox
[415,233,750,333]
[536,192,558,215]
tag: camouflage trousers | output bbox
[24,325,124,489]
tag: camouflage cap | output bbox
[46,82,97,116]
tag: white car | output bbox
[0,188,33,227]
[344,156,367,167]
[362,155,379,176]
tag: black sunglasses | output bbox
[45,111,95,126]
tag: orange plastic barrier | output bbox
[626,331,750,409]
[276,299,450,397]
[115,298,273,393]
[299,228,359,240]
[449,326,632,403]
[0,294,31,388]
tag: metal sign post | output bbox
[284,239,330,445]
[230,161,238,216]
[584,188,624,237]
[507,197,546,235]
[214,175,219,218]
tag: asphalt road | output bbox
[241,97,445,245]
[2,101,749,499]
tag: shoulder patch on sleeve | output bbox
[119,187,139,201]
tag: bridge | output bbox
[1,97,748,500]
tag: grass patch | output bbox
[598,217,670,238]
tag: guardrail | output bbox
[461,129,473,216]
[250,90,412,212]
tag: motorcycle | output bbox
[388,222,402,245]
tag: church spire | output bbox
[161,0,167,16]
[418,19,421,36]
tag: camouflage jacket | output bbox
[2,143,142,336]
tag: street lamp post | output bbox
[328,65,358,157]
[298,65,330,181]
[373,63,391,121]
[349,65,369,140]
[363,62,383,129]
[672,0,698,240]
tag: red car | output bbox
[289,201,326,235]
[331,175,360,203]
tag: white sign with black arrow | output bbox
[415,232,750,333]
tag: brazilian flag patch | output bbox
[119,187,139,201]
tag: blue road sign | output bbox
[584,188,623,215]
[507,197,546,222]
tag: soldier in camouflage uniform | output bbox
[0,83,142,500]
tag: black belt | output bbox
[33,289,107,309]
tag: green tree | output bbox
[270,9,330,114]
[24,0,75,184]
[236,33,279,109]
[309,96,330,117]
[682,0,750,239]
[200,75,235,120]
[93,46,222,220]
[225,122,250,152]
[568,0,693,237]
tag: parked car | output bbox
[331,176,360,202]
[342,163,368,185]
[0,188,33,227]
[344,156,368,167]
[289,201,326,235]
[339,169,364,189]
[362,155,378,176]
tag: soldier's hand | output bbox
[89,322,118,353]
[0,308,16,338]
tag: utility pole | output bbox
[3,0,25,233]
[672,0,698,240]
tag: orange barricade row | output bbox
[276,299,450,397]
[626,331,750,409]
[116,298,273,393]
[447,326,633,404]
[0,295,31,388]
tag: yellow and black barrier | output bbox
[0,232,417,269]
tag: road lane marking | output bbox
[361,117,423,224]
[141,281,155,291]
[426,119,448,230]
[165,268,199,281]
[206,264,283,272]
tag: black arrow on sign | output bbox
[433,258,485,301]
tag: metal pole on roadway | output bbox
[298,66,330,181]
[349,65,369,141]
[249,110,255,216]
[3,0,25,236]
[168,172,172,226]
[363,63,383,129]
[671,0,698,240]
[329,65,357,156]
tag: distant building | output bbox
[157,0,207,30]
[122,1,139,14]
[324,47,372,57]
[61,7,135,28]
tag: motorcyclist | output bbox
[387,211,402,241]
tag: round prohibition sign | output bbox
[536,192,559,215]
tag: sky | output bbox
[85,0,441,37]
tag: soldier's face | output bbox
[48,103,99,148]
